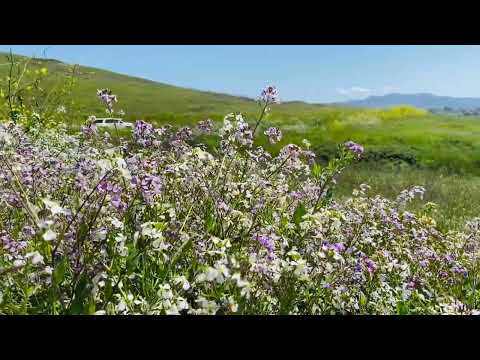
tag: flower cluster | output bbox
[1,86,479,315]
[97,88,118,113]
[220,113,254,151]
[260,85,280,104]
[264,127,282,144]
[344,141,364,159]
[176,127,193,141]
[197,119,214,134]
[81,122,97,138]
[134,120,155,146]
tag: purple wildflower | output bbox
[264,127,282,144]
[260,85,280,104]
[234,120,253,147]
[110,194,121,207]
[81,123,97,138]
[1,231,27,255]
[134,120,155,147]
[97,88,118,113]
[280,144,301,160]
[452,266,468,277]
[141,175,162,195]
[302,150,316,165]
[254,233,276,261]
[5,193,21,207]
[197,119,214,134]
[344,141,364,159]
[111,184,122,194]
[111,194,127,211]
[130,176,139,189]
[97,181,114,193]
[140,175,163,204]
[364,258,377,274]
[22,226,36,239]
[332,242,346,253]
[74,174,88,192]
[419,259,429,268]
[289,191,304,201]
[176,127,193,141]
[406,280,417,290]
[217,201,230,215]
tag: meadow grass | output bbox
[2,59,480,315]
[337,164,480,230]
[4,52,480,228]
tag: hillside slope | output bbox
[2,52,480,176]
[0,52,325,124]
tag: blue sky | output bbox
[1,45,480,103]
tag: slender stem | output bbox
[162,199,196,281]
[214,154,227,187]
[7,50,14,121]
[239,102,269,183]
[0,156,41,229]
[74,192,108,274]
[252,102,269,137]
[51,169,113,267]
[248,154,292,200]
[14,55,32,96]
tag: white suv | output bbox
[93,118,133,129]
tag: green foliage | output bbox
[337,164,480,230]
[0,52,80,134]
[1,82,480,315]
[293,203,306,226]
[376,105,428,122]
[1,50,480,230]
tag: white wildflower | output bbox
[42,229,57,241]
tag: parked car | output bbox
[93,118,133,129]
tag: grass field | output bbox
[3,52,480,314]
[337,165,480,230]
[2,52,480,227]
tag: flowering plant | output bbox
[0,85,479,315]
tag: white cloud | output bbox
[336,86,371,99]
[382,85,399,94]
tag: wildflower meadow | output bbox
[1,57,480,315]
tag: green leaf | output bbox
[53,257,67,285]
[359,292,367,307]
[154,222,166,231]
[68,274,90,315]
[312,163,322,178]
[205,212,216,233]
[85,296,96,315]
[396,301,409,315]
[105,280,113,300]
[293,203,307,226]
[77,221,89,244]
[127,250,140,273]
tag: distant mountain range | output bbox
[341,93,480,110]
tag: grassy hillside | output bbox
[2,51,479,174]
[2,52,480,227]
[257,106,480,175]
[0,52,325,124]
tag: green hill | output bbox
[0,52,327,125]
[1,52,480,228]
[2,52,480,174]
